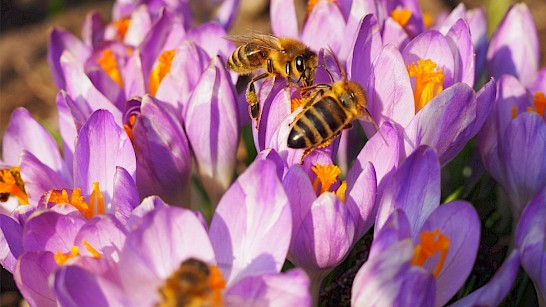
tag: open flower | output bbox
[53,159,311,306]
[353,146,480,306]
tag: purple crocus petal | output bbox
[255,82,292,152]
[0,214,24,272]
[366,45,414,131]
[215,0,239,30]
[125,195,169,230]
[225,269,311,307]
[352,239,436,307]
[60,53,123,125]
[74,215,126,261]
[369,209,411,260]
[516,187,546,300]
[185,57,239,205]
[487,3,539,86]
[465,7,488,80]
[118,206,215,306]
[255,148,287,179]
[210,159,291,286]
[48,28,90,89]
[345,162,377,239]
[132,95,191,207]
[270,0,298,38]
[381,18,410,49]
[436,3,466,35]
[184,22,235,60]
[111,166,139,224]
[82,12,105,48]
[22,210,86,253]
[56,91,77,175]
[529,68,546,94]
[123,51,146,97]
[379,0,425,37]
[156,42,210,118]
[19,151,69,203]
[124,5,153,46]
[403,30,455,88]
[3,108,68,178]
[301,1,345,53]
[14,251,57,306]
[376,146,440,235]
[471,78,496,136]
[451,250,521,307]
[55,265,127,307]
[344,0,377,53]
[290,193,355,272]
[500,113,546,216]
[347,14,383,89]
[403,83,477,166]
[112,1,137,20]
[445,19,475,86]
[420,200,480,306]
[351,121,399,186]
[74,110,135,206]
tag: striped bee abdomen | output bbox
[227,45,266,73]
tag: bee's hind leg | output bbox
[246,72,269,128]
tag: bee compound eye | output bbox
[296,55,305,72]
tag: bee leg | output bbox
[246,73,269,128]
[300,147,316,164]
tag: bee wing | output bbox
[224,34,285,52]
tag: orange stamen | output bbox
[48,183,103,219]
[335,180,347,203]
[82,240,102,258]
[392,8,412,27]
[149,50,176,96]
[112,17,131,40]
[124,114,137,142]
[0,167,28,205]
[512,106,518,119]
[407,59,444,112]
[423,12,435,29]
[311,164,347,202]
[411,229,450,277]
[307,0,335,15]
[54,246,80,265]
[532,92,546,117]
[88,182,105,219]
[291,98,304,113]
[209,265,226,306]
[96,49,124,88]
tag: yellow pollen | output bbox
[532,92,546,117]
[392,8,412,27]
[112,17,131,40]
[96,49,124,88]
[124,114,137,142]
[48,184,104,219]
[291,98,304,113]
[407,59,444,112]
[423,12,435,29]
[0,167,28,205]
[411,229,450,277]
[312,164,341,194]
[82,240,102,258]
[149,50,176,96]
[88,182,105,219]
[335,180,347,203]
[54,246,80,265]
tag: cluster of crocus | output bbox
[1,0,545,306]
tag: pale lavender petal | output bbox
[210,159,291,286]
[118,206,214,306]
[344,0,378,58]
[255,82,293,152]
[14,251,57,306]
[82,12,105,48]
[124,5,152,46]
[255,148,287,179]
[450,250,521,307]
[515,187,546,298]
[74,110,136,206]
[126,195,169,230]
[436,3,466,35]
[184,22,235,60]
[487,3,539,86]
[376,146,440,235]
[185,57,239,205]
[471,78,497,136]
[270,0,298,38]
[2,108,68,178]
[345,162,377,239]
[133,95,191,207]
[466,7,488,80]
[529,68,546,94]
[111,166,139,224]
[22,210,86,253]
[290,193,355,271]
[224,269,311,307]
[369,209,411,260]
[420,200,480,306]
[445,19,475,86]
[366,45,414,131]
[381,18,410,49]
[75,215,126,261]
[500,113,546,216]
[403,83,477,165]
[123,51,146,97]
[19,151,69,204]
[56,91,77,175]
[0,214,23,272]
[48,28,90,88]
[403,30,455,87]
[347,14,383,89]
[301,1,345,53]
[215,0,239,30]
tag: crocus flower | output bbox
[53,159,311,306]
[515,187,546,305]
[477,75,546,219]
[353,146,480,306]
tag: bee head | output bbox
[342,81,367,112]
[299,49,318,86]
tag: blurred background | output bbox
[0,0,545,305]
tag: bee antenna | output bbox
[326,46,346,82]
[364,108,388,145]
[315,64,335,83]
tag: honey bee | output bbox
[226,34,318,126]
[288,50,383,162]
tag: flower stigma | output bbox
[158,258,226,307]
[48,182,105,219]
[97,49,124,88]
[407,59,444,112]
[411,229,450,277]
[392,8,412,28]
[311,163,347,202]
[149,49,176,96]
[0,167,28,205]
[54,240,102,265]
[511,92,546,119]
